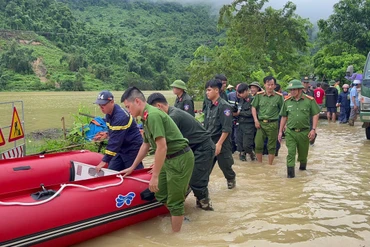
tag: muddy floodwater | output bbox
[1,91,369,246]
[74,121,370,247]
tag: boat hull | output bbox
[0,150,103,195]
[0,167,168,247]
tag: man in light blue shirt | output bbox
[348,80,361,126]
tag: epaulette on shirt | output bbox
[275,92,283,96]
[284,96,292,101]
[257,91,265,95]
[304,95,315,100]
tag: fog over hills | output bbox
[158,0,340,23]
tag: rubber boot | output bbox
[248,151,256,161]
[287,167,295,178]
[197,198,214,211]
[239,152,246,161]
[348,119,354,126]
[227,179,236,189]
[299,162,307,170]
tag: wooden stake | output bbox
[61,117,66,140]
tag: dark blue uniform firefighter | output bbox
[94,90,144,172]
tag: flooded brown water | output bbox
[74,120,370,247]
[1,92,369,246]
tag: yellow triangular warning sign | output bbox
[0,128,5,146]
[8,107,24,142]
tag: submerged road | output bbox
[74,119,370,247]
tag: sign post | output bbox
[8,107,25,142]
[0,129,5,146]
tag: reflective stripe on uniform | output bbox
[105,149,117,156]
[107,115,133,130]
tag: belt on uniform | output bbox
[166,146,191,159]
[289,128,309,132]
[260,119,278,123]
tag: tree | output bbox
[313,50,366,81]
[317,0,370,55]
[0,42,35,74]
[314,0,370,81]
[187,0,311,97]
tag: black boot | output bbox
[239,152,246,161]
[299,163,307,170]
[287,167,295,178]
[227,179,236,189]
[248,151,256,161]
[197,198,214,211]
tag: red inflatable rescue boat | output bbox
[0,151,168,247]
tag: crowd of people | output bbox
[90,72,360,232]
[307,77,362,126]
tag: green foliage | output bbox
[0,0,221,91]
[0,41,35,74]
[314,0,370,81]
[188,0,311,98]
[313,51,366,81]
[60,54,88,72]
[317,0,370,55]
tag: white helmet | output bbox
[353,79,362,85]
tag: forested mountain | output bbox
[0,0,221,91]
[1,0,369,94]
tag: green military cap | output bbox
[249,81,262,91]
[170,80,187,90]
[286,79,305,90]
[329,80,335,86]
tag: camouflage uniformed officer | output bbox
[204,79,236,189]
[170,79,195,117]
[251,76,284,165]
[233,83,256,161]
[120,87,194,232]
[278,80,320,178]
[147,93,215,211]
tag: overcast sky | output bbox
[170,0,340,23]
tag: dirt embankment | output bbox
[32,57,48,82]
[27,128,64,140]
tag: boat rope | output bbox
[0,175,150,206]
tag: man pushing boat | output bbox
[120,87,195,232]
[94,90,144,172]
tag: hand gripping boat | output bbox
[0,151,168,247]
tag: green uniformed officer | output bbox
[278,80,320,178]
[204,79,236,189]
[251,76,284,165]
[233,83,256,161]
[120,87,194,232]
[147,92,215,210]
[170,79,195,117]
[249,81,263,97]
[302,76,317,145]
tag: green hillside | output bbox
[0,0,221,91]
